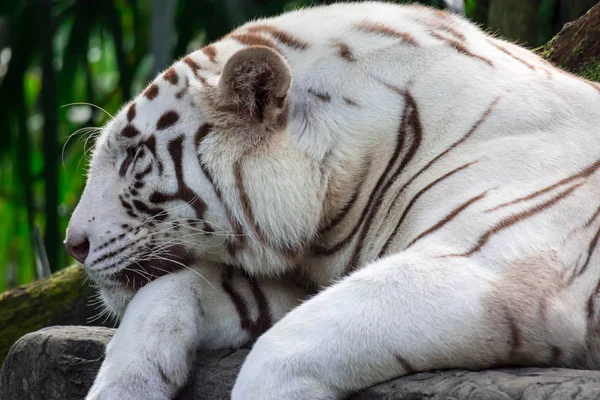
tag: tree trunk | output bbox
[538,1,600,82]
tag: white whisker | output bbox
[63,127,102,169]
[144,254,215,289]
[61,102,114,119]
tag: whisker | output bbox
[78,135,101,171]
[139,197,200,227]
[152,218,242,237]
[101,308,116,326]
[63,127,99,170]
[61,102,114,119]
[144,235,224,253]
[121,264,154,284]
[144,254,215,289]
[87,306,111,324]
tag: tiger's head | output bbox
[65,45,327,315]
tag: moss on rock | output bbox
[537,2,600,78]
[0,265,100,364]
[578,60,600,82]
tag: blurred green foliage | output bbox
[0,0,595,291]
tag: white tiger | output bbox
[64,2,600,399]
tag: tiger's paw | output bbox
[86,273,201,400]
[85,340,175,400]
[85,377,171,400]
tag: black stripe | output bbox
[379,161,477,258]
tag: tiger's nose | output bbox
[65,233,91,264]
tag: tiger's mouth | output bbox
[104,246,196,291]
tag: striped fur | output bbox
[65,3,600,399]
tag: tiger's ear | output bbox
[217,46,291,128]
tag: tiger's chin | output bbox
[99,285,135,318]
[91,246,198,318]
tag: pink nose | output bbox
[65,234,90,264]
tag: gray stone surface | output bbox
[2,326,600,400]
[0,326,113,400]
[350,368,600,400]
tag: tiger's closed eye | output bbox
[119,146,137,177]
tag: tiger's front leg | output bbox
[233,250,589,400]
[86,263,305,400]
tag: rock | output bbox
[0,265,112,364]
[0,326,113,400]
[174,348,249,400]
[350,368,600,400]
[3,326,600,400]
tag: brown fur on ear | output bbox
[215,46,291,129]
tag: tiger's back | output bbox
[223,2,600,284]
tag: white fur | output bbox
[66,3,600,399]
